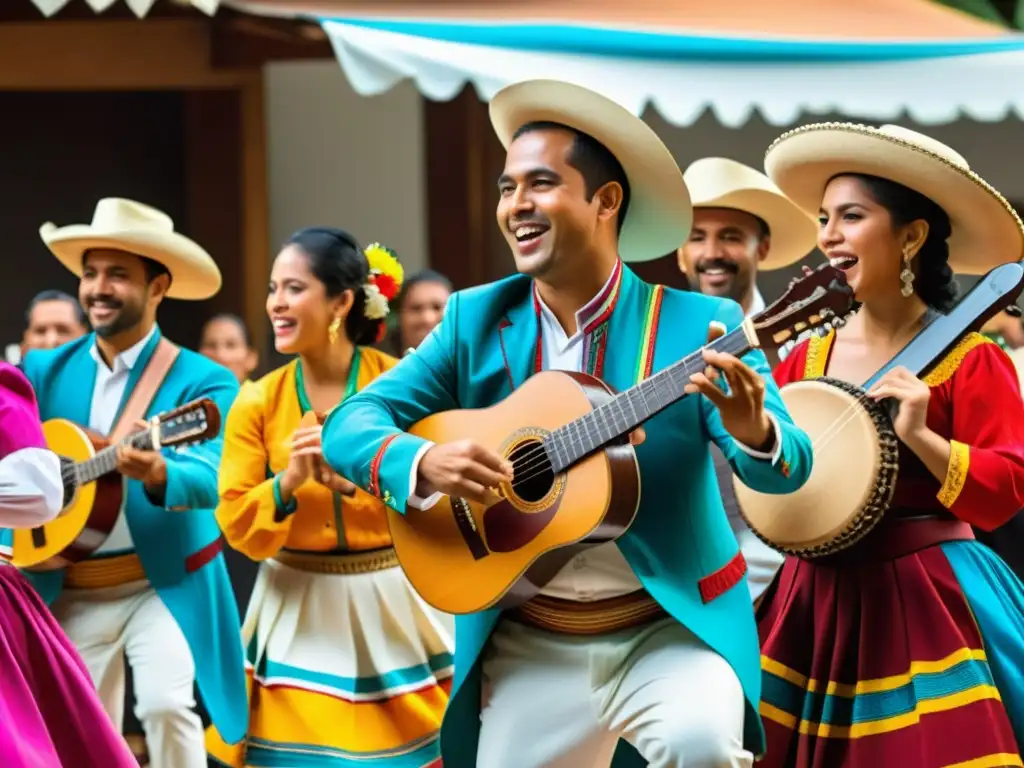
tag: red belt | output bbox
[818,517,974,566]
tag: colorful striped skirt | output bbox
[206,548,454,768]
[757,540,1024,767]
[0,564,137,767]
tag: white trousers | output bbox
[478,617,753,768]
[51,580,206,768]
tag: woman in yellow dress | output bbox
[206,227,454,767]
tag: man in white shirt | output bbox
[9,198,248,767]
[677,158,819,604]
[323,81,814,768]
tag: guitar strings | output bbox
[503,367,879,494]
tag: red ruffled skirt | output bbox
[757,543,1022,767]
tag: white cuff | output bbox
[0,447,64,528]
[406,441,443,511]
[733,413,783,466]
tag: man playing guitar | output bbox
[2,198,248,768]
[321,80,814,767]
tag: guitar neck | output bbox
[547,322,755,473]
[72,429,155,485]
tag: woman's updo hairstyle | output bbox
[841,173,958,312]
[285,226,381,346]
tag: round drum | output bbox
[733,377,900,558]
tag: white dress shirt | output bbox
[408,270,780,602]
[89,326,157,555]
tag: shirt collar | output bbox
[747,287,766,318]
[533,259,623,339]
[89,326,157,374]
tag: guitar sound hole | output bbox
[509,439,554,503]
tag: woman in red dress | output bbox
[756,123,1024,767]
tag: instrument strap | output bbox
[108,337,181,444]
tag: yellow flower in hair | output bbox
[363,242,404,301]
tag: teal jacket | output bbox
[322,266,812,765]
[2,328,248,745]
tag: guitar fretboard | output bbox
[62,429,155,487]
[544,325,751,473]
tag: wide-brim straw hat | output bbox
[683,157,818,270]
[489,79,691,263]
[40,197,222,300]
[764,123,1024,275]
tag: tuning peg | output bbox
[832,317,847,329]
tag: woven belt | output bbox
[65,553,146,589]
[509,590,667,636]
[273,547,398,575]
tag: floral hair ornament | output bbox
[362,242,405,341]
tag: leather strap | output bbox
[108,337,180,443]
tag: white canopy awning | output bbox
[29,0,220,17]
[321,19,1024,128]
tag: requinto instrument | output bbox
[734,261,1024,558]
[388,264,856,614]
[10,398,221,570]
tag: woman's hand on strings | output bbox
[685,322,775,453]
[867,366,930,443]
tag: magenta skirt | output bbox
[0,565,136,767]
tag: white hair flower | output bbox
[364,282,391,320]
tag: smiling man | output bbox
[677,158,818,605]
[3,198,248,768]
[322,80,814,768]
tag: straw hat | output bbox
[489,79,691,263]
[683,157,818,270]
[764,123,1024,275]
[39,198,222,300]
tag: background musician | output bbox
[3,198,248,768]
[22,289,89,354]
[321,79,814,768]
[756,124,1024,767]
[678,157,818,604]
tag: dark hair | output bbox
[841,173,958,312]
[284,226,380,345]
[25,289,87,327]
[511,121,632,235]
[202,312,251,347]
[401,269,453,302]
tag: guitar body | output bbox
[12,419,122,571]
[388,370,641,615]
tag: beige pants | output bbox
[51,580,206,768]
[478,617,753,768]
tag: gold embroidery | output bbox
[922,333,992,387]
[65,553,147,589]
[274,547,398,575]
[803,330,835,379]
[937,440,971,509]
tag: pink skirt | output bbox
[0,565,136,767]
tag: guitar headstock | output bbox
[751,264,856,349]
[157,398,221,448]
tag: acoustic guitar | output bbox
[10,398,221,571]
[388,265,857,614]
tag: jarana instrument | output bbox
[10,398,221,570]
[734,261,1024,558]
[388,265,856,614]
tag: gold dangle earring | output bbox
[328,317,341,345]
[900,251,915,298]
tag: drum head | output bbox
[733,380,881,551]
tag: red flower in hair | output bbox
[372,273,400,302]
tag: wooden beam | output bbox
[0,20,251,89]
[210,14,334,67]
[239,72,271,366]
